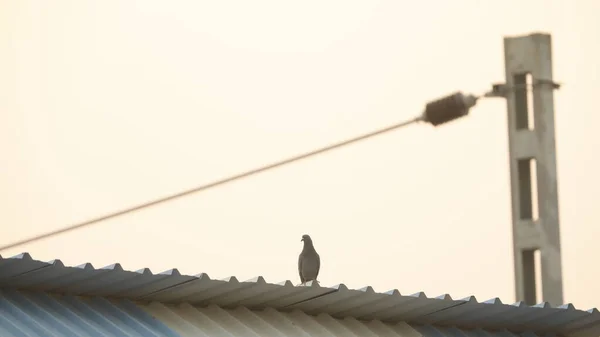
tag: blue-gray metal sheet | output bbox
[0,252,598,336]
[0,288,181,337]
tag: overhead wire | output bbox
[0,114,424,252]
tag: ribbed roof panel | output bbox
[1,252,598,336]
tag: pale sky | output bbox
[1,0,599,309]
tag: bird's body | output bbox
[298,234,320,285]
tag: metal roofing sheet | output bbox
[0,252,599,336]
[142,300,426,337]
[0,288,180,337]
[140,301,557,337]
[0,288,546,337]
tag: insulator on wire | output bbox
[422,92,478,126]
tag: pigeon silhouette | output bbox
[298,234,320,286]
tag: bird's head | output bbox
[301,234,312,243]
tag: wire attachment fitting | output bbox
[484,79,561,98]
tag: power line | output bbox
[1,90,491,252]
[0,114,425,252]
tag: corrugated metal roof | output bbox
[142,301,423,337]
[0,288,548,337]
[0,252,599,336]
[0,288,180,337]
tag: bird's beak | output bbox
[301,238,304,242]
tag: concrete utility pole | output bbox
[502,33,564,306]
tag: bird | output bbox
[298,234,320,286]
